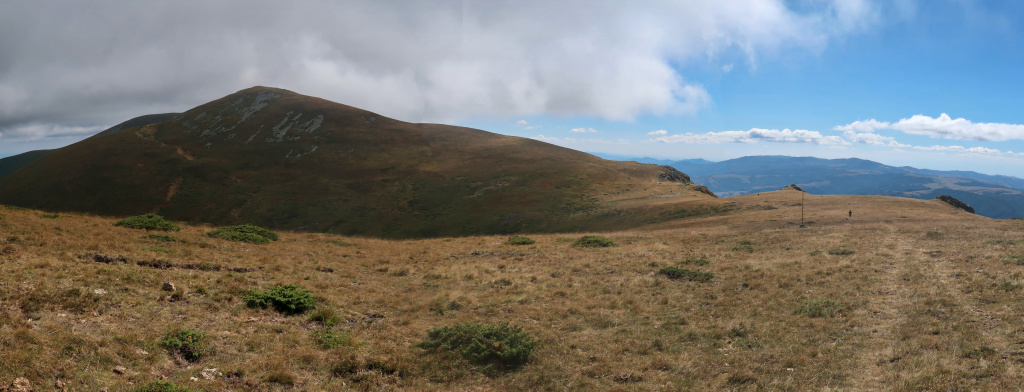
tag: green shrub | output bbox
[245,284,316,315]
[657,267,714,282]
[133,381,201,392]
[40,213,60,218]
[416,322,538,372]
[159,328,207,362]
[572,235,615,248]
[827,247,855,256]
[505,236,536,245]
[794,300,844,318]
[207,224,278,244]
[1009,255,1024,265]
[115,213,182,231]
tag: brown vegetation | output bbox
[2,190,1023,390]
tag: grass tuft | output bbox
[794,300,844,318]
[657,267,714,282]
[827,247,855,255]
[505,236,536,245]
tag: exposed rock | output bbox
[781,184,804,192]
[689,184,717,198]
[202,368,223,380]
[8,378,32,392]
[93,288,107,295]
[162,281,176,291]
[937,195,974,213]
[113,366,127,375]
[657,166,692,183]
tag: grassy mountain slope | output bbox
[663,155,1024,219]
[3,192,1021,390]
[0,87,711,238]
[0,113,179,181]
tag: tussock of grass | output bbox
[245,284,316,315]
[658,267,714,282]
[682,257,711,266]
[207,224,279,244]
[505,235,536,245]
[114,213,182,231]
[794,300,844,318]
[572,235,615,247]
[827,247,855,255]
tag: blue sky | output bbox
[3,1,1024,177]
[460,1,1024,176]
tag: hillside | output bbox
[0,113,179,181]
[0,87,712,238]
[3,192,1023,390]
[641,155,1024,219]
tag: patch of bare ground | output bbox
[2,191,1024,390]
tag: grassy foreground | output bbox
[3,190,1024,390]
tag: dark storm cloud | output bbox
[0,0,877,148]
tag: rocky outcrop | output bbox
[937,195,974,213]
[781,184,805,192]
[690,184,717,198]
[658,166,692,184]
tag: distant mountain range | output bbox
[0,87,713,238]
[595,154,1024,219]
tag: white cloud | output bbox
[841,130,909,147]
[836,114,1024,141]
[654,128,849,145]
[912,145,1006,155]
[0,123,105,142]
[570,128,598,133]
[0,1,879,144]
[647,130,668,135]
[832,119,890,133]
[515,120,540,130]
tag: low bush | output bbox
[207,224,278,244]
[658,267,714,282]
[1009,255,1024,266]
[40,213,60,218]
[133,381,201,392]
[245,284,316,315]
[827,247,855,256]
[505,236,536,245]
[794,300,844,318]
[416,322,538,372]
[159,328,207,362]
[572,235,615,248]
[114,213,181,231]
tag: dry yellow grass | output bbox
[2,190,1024,391]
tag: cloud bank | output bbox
[0,0,876,142]
[835,114,1024,141]
[653,128,849,145]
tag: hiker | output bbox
[848,210,852,218]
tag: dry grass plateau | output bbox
[3,189,1024,391]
